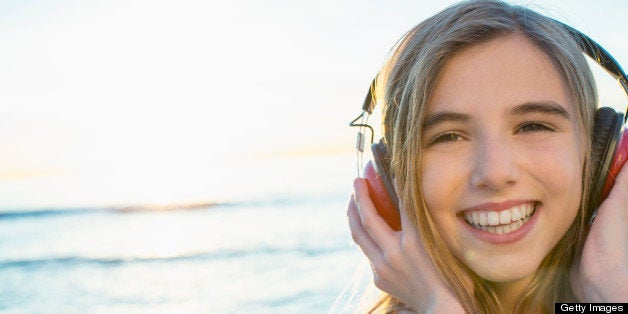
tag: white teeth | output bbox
[487,212,500,225]
[472,211,480,225]
[502,224,511,234]
[499,210,511,224]
[479,212,488,225]
[463,203,536,234]
[512,206,522,220]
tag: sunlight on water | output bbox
[0,154,366,313]
[0,153,357,211]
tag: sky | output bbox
[0,0,626,209]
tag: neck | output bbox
[489,275,535,312]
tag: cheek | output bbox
[523,138,584,197]
[420,156,470,261]
[517,137,584,245]
[421,155,467,218]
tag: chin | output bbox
[466,255,543,283]
[477,268,535,283]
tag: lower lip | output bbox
[460,204,540,244]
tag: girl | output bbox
[347,0,627,313]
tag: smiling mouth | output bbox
[463,202,537,234]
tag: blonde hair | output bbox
[370,0,597,312]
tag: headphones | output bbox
[350,21,627,231]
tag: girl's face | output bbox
[421,33,584,283]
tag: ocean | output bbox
[0,155,371,313]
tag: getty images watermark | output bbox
[555,303,626,313]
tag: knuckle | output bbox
[371,260,388,277]
[362,216,376,233]
[373,275,387,290]
[350,230,359,244]
[401,236,417,252]
[371,260,383,273]
[384,247,403,266]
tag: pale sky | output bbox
[0,0,626,209]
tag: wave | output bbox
[0,203,226,220]
[0,245,350,269]
[0,208,103,220]
[0,191,347,221]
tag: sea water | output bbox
[0,195,366,313]
[0,155,370,313]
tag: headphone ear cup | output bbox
[362,139,401,231]
[371,140,398,205]
[590,107,620,209]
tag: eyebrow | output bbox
[510,101,570,120]
[422,101,571,132]
[422,111,469,131]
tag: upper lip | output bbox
[459,199,537,213]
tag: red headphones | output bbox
[351,22,627,231]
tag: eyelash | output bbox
[429,122,555,146]
[430,132,464,145]
[517,121,554,133]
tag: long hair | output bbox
[370,0,597,312]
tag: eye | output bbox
[430,132,464,145]
[517,121,554,133]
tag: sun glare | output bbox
[0,0,625,210]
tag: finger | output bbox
[594,163,628,224]
[353,178,397,248]
[398,199,425,248]
[393,180,417,233]
[348,194,385,264]
[604,162,628,206]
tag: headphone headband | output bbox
[557,20,628,108]
[357,20,628,122]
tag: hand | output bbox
[347,178,465,313]
[571,163,628,302]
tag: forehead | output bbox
[427,33,574,117]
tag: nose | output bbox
[470,137,519,191]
